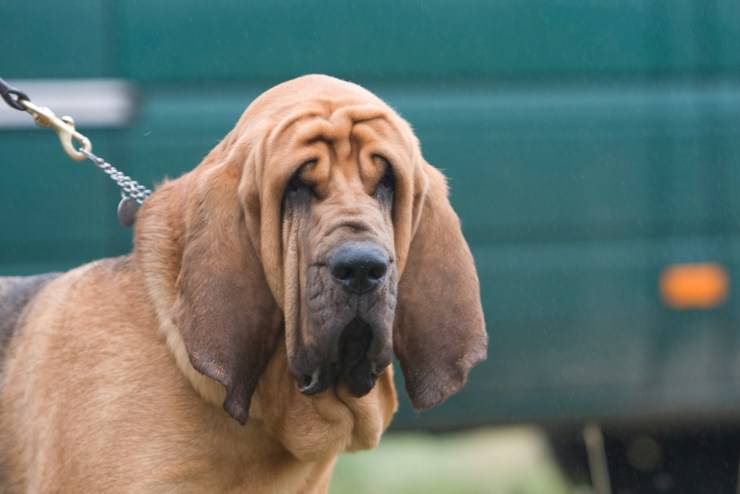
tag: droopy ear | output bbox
[394,163,487,411]
[173,166,281,425]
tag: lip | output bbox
[297,363,339,395]
[294,317,389,397]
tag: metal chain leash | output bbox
[0,77,150,227]
[79,149,151,205]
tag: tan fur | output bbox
[0,259,371,493]
[0,75,485,493]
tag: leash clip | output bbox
[19,99,92,161]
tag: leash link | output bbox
[79,149,152,205]
[78,148,151,227]
[0,77,29,110]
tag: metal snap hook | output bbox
[19,100,92,161]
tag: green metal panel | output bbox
[0,0,116,78]
[714,0,740,73]
[391,86,656,238]
[0,131,121,274]
[712,83,740,223]
[121,0,697,82]
[6,0,737,81]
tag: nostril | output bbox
[331,263,354,282]
[368,262,387,281]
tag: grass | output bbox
[330,427,574,494]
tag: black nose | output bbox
[328,242,389,294]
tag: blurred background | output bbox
[3,1,740,492]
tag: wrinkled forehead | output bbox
[240,76,417,178]
[266,105,412,174]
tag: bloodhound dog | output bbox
[0,75,487,493]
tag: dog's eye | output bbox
[287,172,308,193]
[374,157,395,197]
[286,160,317,196]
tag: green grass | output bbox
[330,427,573,494]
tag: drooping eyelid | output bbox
[282,160,317,219]
[295,159,319,182]
[372,154,395,190]
[372,154,391,170]
[286,159,319,193]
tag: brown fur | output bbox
[0,75,486,493]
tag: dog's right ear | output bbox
[171,164,281,425]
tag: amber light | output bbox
[660,263,729,309]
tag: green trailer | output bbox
[3,1,740,489]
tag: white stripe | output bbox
[0,79,134,128]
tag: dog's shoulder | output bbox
[0,273,60,362]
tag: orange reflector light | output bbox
[660,263,729,309]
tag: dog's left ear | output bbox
[173,165,281,425]
[394,163,487,411]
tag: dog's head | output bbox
[136,75,487,426]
